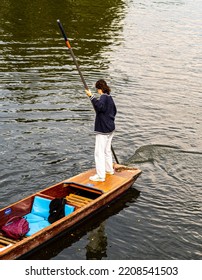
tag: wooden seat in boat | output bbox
[66,194,93,207]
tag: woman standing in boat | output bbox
[85,79,117,182]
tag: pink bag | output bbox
[1,216,29,240]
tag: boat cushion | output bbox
[31,196,51,220]
[64,204,75,215]
[24,212,47,223]
[24,196,74,236]
[25,220,50,236]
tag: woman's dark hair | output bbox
[95,79,111,94]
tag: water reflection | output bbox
[0,0,126,109]
[1,0,126,59]
[86,222,107,260]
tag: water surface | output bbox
[0,0,202,259]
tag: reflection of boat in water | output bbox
[86,222,107,260]
[0,164,141,260]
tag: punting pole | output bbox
[57,19,119,164]
[57,20,88,90]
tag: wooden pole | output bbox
[57,20,119,164]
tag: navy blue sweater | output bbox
[90,93,117,134]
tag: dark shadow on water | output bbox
[85,221,107,260]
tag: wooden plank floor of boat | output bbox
[65,165,141,193]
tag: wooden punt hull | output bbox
[0,164,141,260]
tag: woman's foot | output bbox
[106,170,114,175]
[89,174,105,182]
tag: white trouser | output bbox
[94,132,114,179]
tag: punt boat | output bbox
[0,163,141,260]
